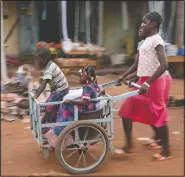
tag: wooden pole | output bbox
[167,1,176,43]
[1,1,9,82]
[85,1,91,44]
[121,1,128,30]
[61,1,69,40]
[74,0,79,42]
[98,1,103,46]
[175,1,184,47]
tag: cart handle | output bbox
[101,81,119,89]
[125,80,141,89]
[100,80,141,89]
[29,80,141,100]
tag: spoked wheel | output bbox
[55,120,109,174]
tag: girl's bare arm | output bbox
[119,53,139,80]
[64,99,88,106]
[145,45,168,85]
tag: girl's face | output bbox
[79,71,88,85]
[139,17,155,37]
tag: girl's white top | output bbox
[137,34,165,77]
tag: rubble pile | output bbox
[1,93,29,121]
[1,65,48,122]
[1,81,50,122]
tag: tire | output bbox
[55,120,109,174]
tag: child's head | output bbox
[79,66,97,85]
[34,47,52,69]
[140,11,162,38]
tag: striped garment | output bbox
[42,61,69,92]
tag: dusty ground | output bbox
[1,74,184,176]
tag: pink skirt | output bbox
[119,74,172,127]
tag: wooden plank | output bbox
[4,44,10,48]
[168,56,184,63]
[4,17,20,43]
[65,50,89,55]
[54,58,96,68]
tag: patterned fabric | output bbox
[41,88,69,124]
[53,83,98,135]
[42,61,69,92]
[137,34,165,77]
[137,40,168,76]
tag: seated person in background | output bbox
[44,66,105,148]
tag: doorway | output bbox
[37,1,60,43]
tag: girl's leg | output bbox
[114,118,134,154]
[122,118,133,149]
[150,125,160,141]
[148,126,162,149]
[158,124,171,157]
[150,126,162,146]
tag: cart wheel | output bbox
[55,120,109,174]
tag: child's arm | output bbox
[118,53,139,81]
[124,70,137,81]
[64,85,94,106]
[64,99,88,106]
[34,79,48,99]
[120,40,143,81]
[145,45,168,85]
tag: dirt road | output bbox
[1,75,184,176]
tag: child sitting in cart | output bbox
[44,66,105,148]
[33,47,69,127]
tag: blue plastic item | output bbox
[177,48,184,56]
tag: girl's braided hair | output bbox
[83,66,97,84]
[144,11,162,32]
[81,65,104,94]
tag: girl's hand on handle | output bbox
[139,84,149,94]
[118,74,126,82]
[116,74,127,86]
[124,76,139,88]
[124,80,141,89]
